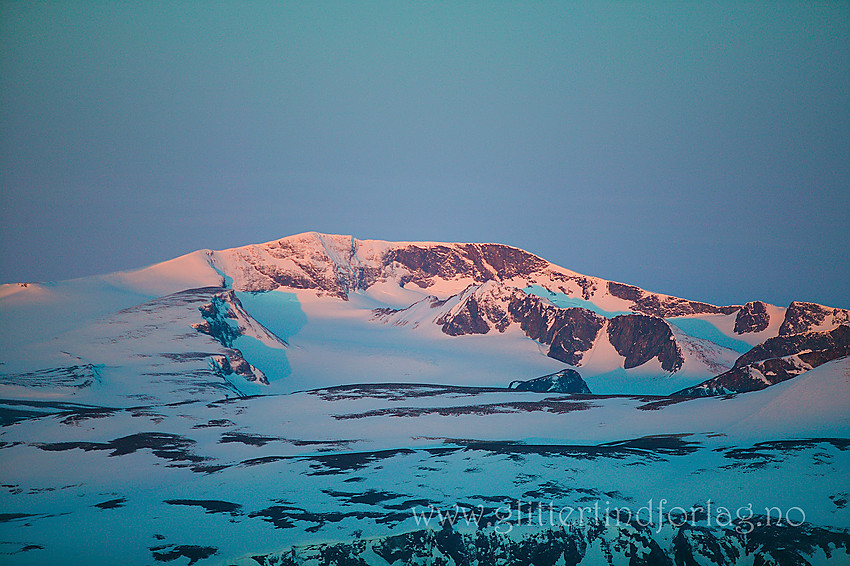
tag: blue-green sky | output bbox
[2,2,848,308]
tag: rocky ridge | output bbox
[675,325,850,396]
[209,233,734,317]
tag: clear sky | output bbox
[1,2,848,308]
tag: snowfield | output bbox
[1,233,848,565]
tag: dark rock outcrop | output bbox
[631,294,739,318]
[779,301,850,336]
[0,364,102,390]
[675,355,809,397]
[735,324,850,368]
[437,295,492,336]
[191,289,284,385]
[734,301,771,334]
[509,369,591,394]
[607,315,684,372]
[193,295,241,348]
[607,281,644,303]
[193,290,286,348]
[419,285,607,366]
[508,294,605,365]
[386,243,549,289]
[380,283,691,372]
[434,284,515,336]
[607,281,739,318]
[675,325,850,396]
[211,349,268,385]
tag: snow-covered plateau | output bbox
[1,232,848,565]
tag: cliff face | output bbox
[435,283,515,336]
[507,294,606,366]
[385,243,550,288]
[734,301,771,334]
[607,315,684,372]
[779,301,850,336]
[191,289,288,385]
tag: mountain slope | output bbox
[3,232,848,398]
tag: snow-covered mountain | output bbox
[1,232,848,565]
[5,231,846,399]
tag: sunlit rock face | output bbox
[734,300,771,334]
[779,301,850,336]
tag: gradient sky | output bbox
[2,2,848,308]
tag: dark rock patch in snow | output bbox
[249,504,400,532]
[0,512,36,523]
[37,432,208,468]
[150,544,217,565]
[302,448,417,476]
[333,398,594,420]
[164,499,242,516]
[447,435,699,460]
[94,497,127,510]
[322,489,403,506]
[0,364,102,390]
[310,383,507,402]
[509,368,591,394]
[830,494,848,509]
[59,407,118,425]
[219,432,278,446]
[720,439,850,470]
[192,419,236,429]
